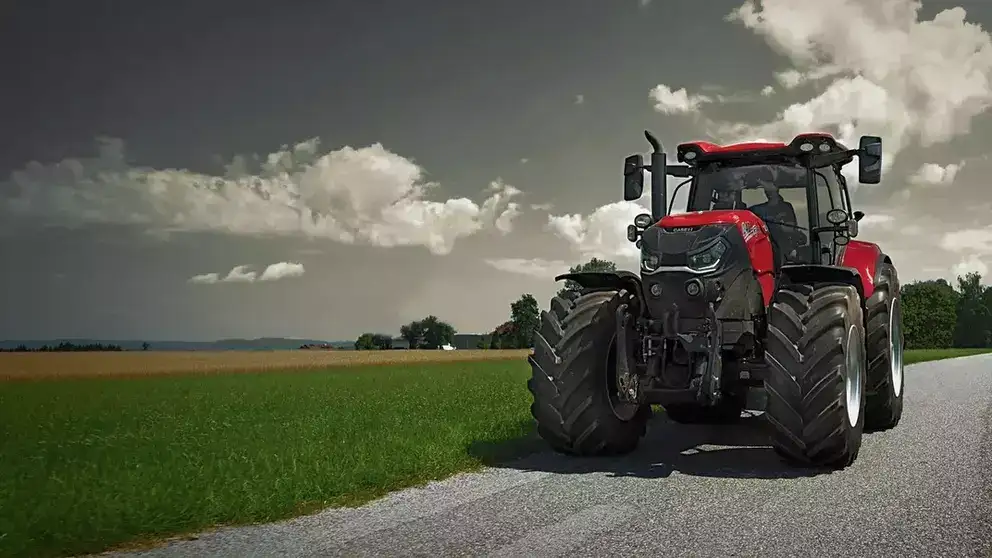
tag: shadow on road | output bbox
[469,412,834,480]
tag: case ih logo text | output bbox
[741,222,761,242]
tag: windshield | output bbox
[687,163,812,263]
[688,164,808,224]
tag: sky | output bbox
[3,0,992,341]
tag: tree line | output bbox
[351,259,614,350]
[902,271,992,349]
[1,341,126,352]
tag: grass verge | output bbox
[1,348,989,557]
[0,360,533,558]
[902,348,992,365]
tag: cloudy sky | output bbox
[3,0,992,341]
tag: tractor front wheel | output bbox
[528,290,651,456]
[763,283,867,468]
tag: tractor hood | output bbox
[656,210,765,230]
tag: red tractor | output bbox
[528,131,904,469]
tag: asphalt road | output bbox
[104,354,992,558]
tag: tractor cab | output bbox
[625,133,880,273]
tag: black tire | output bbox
[763,283,867,468]
[864,263,905,431]
[528,290,651,456]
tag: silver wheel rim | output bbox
[890,298,904,397]
[845,324,864,428]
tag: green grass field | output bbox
[1,349,989,558]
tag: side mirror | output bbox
[858,136,882,184]
[624,154,645,201]
[853,210,864,222]
[848,220,859,238]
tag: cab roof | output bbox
[676,133,852,166]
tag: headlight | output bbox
[641,251,660,272]
[687,240,727,271]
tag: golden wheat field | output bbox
[0,349,533,381]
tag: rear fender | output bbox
[778,264,866,303]
[555,271,646,307]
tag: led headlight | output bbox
[687,239,727,272]
[641,251,660,273]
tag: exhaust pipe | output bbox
[644,131,668,222]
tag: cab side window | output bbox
[814,166,847,216]
[813,167,847,263]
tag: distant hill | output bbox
[0,338,354,352]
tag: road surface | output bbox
[103,354,992,558]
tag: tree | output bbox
[400,321,425,349]
[371,333,393,350]
[901,279,959,349]
[354,332,393,350]
[509,293,540,348]
[489,320,517,349]
[354,333,377,350]
[420,315,456,348]
[953,272,990,348]
[557,257,617,297]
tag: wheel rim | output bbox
[606,337,639,421]
[844,324,864,428]
[889,298,904,398]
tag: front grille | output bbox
[658,253,688,266]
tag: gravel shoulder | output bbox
[98,353,992,558]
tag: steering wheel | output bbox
[758,218,810,263]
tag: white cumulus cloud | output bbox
[547,201,645,263]
[483,257,570,279]
[951,254,988,277]
[259,261,306,281]
[189,261,306,285]
[188,273,220,285]
[2,138,520,256]
[908,161,965,186]
[222,265,257,283]
[649,84,712,114]
[941,227,992,254]
[718,0,992,175]
[858,213,896,229]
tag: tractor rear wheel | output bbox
[864,263,905,431]
[528,289,651,456]
[763,283,867,468]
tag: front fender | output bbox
[779,264,865,302]
[555,271,646,306]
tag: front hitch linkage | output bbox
[615,304,641,403]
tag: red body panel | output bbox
[837,240,882,299]
[679,141,787,154]
[678,133,841,157]
[658,210,776,306]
